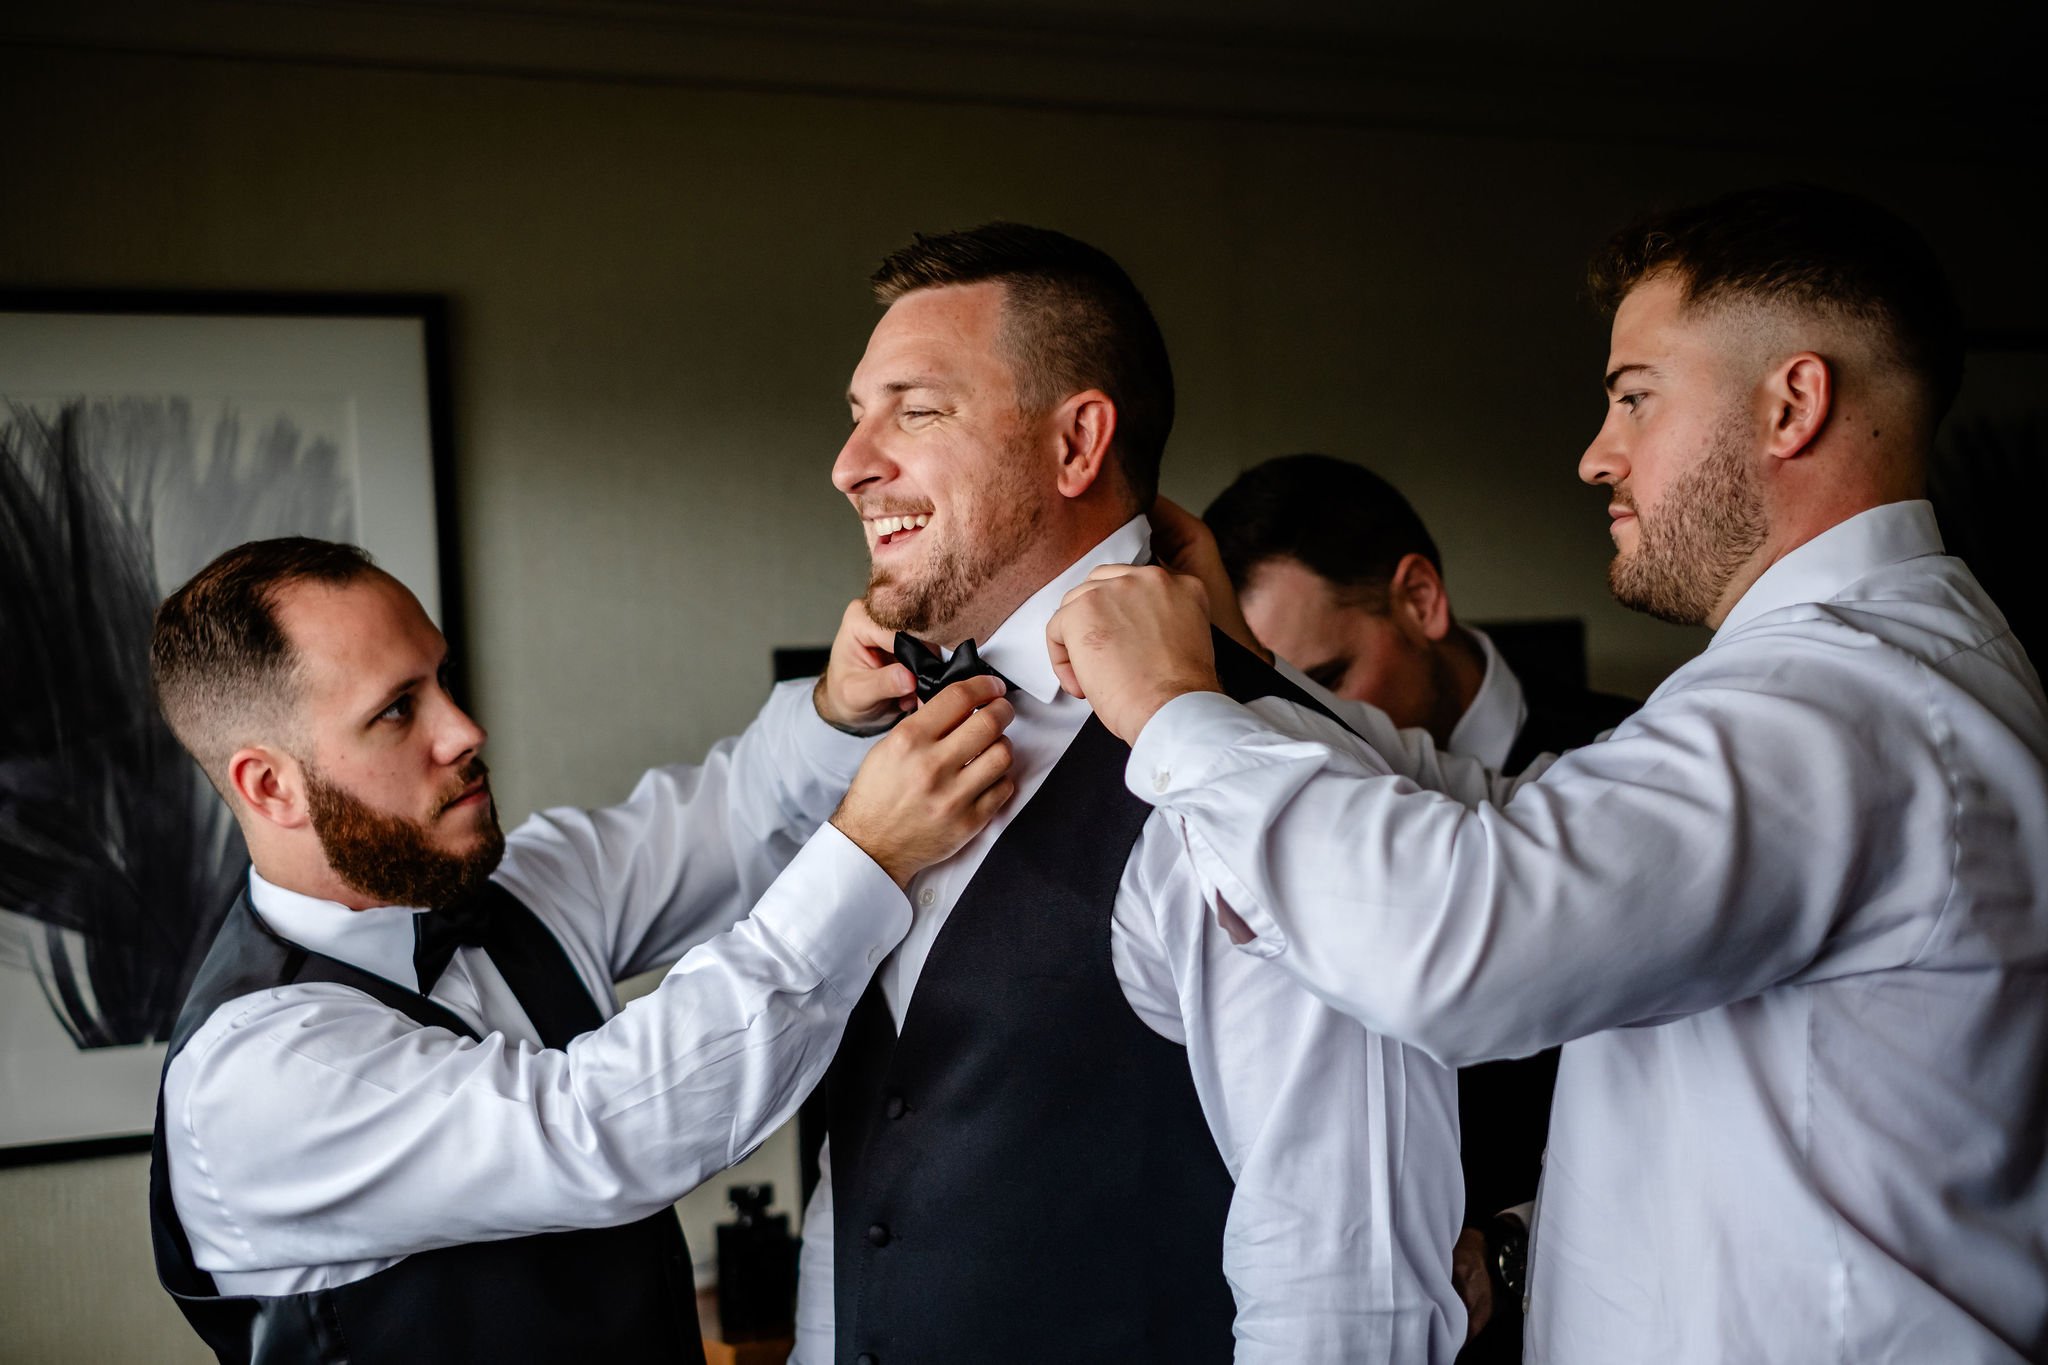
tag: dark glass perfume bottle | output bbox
[714,1183,798,1341]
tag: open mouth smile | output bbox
[867,513,931,549]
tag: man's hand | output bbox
[814,599,917,735]
[1452,1226,1494,1343]
[1045,564,1223,745]
[830,674,1016,888]
[1149,496,1271,662]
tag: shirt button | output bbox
[1151,767,1171,794]
[866,1223,892,1247]
[917,886,937,909]
[856,1355,879,1365]
[866,945,880,964]
[884,1094,907,1120]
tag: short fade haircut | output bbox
[871,222,1175,507]
[1205,454,1441,613]
[150,537,379,796]
[1588,183,1964,421]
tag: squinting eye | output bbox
[1618,393,1645,412]
[378,694,414,723]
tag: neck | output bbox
[1703,413,1929,628]
[931,507,1134,649]
[1426,625,1488,748]
[248,846,377,911]
[1705,483,1912,629]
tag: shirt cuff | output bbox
[746,819,911,1000]
[1126,690,1266,804]
[1125,692,1290,958]
[775,677,882,783]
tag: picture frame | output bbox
[0,290,460,1164]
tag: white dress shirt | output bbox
[1127,500,2048,1364]
[163,680,909,1296]
[792,517,1464,1365]
[1445,627,1526,770]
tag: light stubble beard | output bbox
[304,756,506,909]
[1608,409,1769,627]
[861,429,1052,643]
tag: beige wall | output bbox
[1,36,2038,1362]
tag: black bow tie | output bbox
[894,633,1011,704]
[414,895,497,992]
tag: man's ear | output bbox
[1764,352,1833,463]
[1387,553,1452,642]
[228,745,311,831]
[1052,389,1118,500]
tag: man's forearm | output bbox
[176,826,908,1274]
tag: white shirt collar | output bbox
[1446,626,1527,770]
[1714,500,1946,644]
[965,515,1153,706]
[247,866,430,992]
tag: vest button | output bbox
[857,1355,879,1365]
[866,1223,891,1247]
[883,1094,906,1119]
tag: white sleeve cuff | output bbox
[770,677,882,784]
[1124,690,1267,805]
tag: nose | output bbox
[1579,417,1627,488]
[431,690,487,768]
[832,418,892,497]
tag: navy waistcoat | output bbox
[149,883,706,1365]
[826,631,1334,1365]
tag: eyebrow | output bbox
[846,376,951,407]
[1604,362,1661,391]
[363,675,426,726]
[361,653,448,727]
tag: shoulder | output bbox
[164,982,443,1141]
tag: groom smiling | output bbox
[793,223,1466,1365]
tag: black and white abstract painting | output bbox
[0,296,451,1159]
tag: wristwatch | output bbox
[1484,1210,1529,1305]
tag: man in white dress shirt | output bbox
[790,223,1463,1365]
[147,537,1016,1363]
[1047,185,2048,1363]
[1203,453,1635,1360]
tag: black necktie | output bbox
[413,896,496,993]
[894,633,1011,703]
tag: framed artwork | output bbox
[0,291,458,1164]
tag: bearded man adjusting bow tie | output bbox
[148,537,1015,1364]
[1047,186,2048,1365]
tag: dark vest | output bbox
[150,882,706,1365]
[826,632,1333,1365]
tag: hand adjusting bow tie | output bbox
[414,894,498,993]
[894,633,1012,704]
